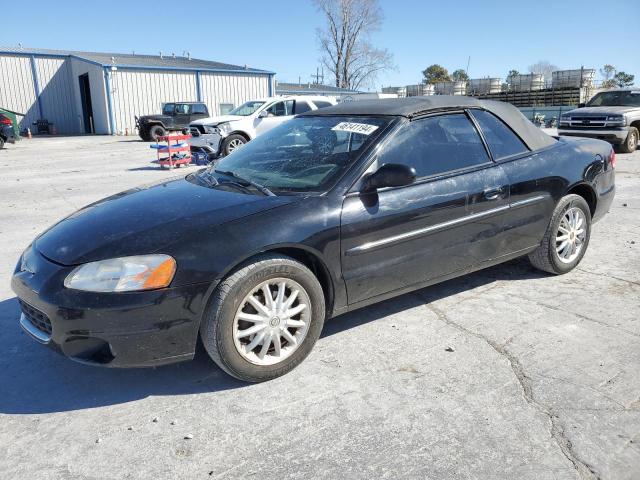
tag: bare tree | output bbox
[528,60,559,83]
[600,64,617,89]
[314,0,393,90]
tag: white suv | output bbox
[188,96,336,157]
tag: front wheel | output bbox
[617,127,638,154]
[528,194,591,274]
[201,254,325,382]
[0,137,5,149]
[221,134,247,156]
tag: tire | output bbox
[221,134,247,156]
[149,125,167,141]
[0,137,4,149]
[138,127,152,142]
[528,194,592,275]
[201,254,325,382]
[618,127,638,154]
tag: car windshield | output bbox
[195,116,391,193]
[229,101,266,116]
[586,90,640,107]
[162,103,175,115]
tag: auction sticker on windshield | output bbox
[332,122,379,135]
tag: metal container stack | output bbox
[468,78,502,94]
[405,84,434,96]
[508,74,545,92]
[434,81,467,95]
[381,86,407,97]
[551,69,596,89]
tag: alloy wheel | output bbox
[232,278,311,366]
[555,207,587,263]
[227,139,244,152]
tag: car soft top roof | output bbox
[299,96,556,151]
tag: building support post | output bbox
[195,71,202,102]
[268,73,274,97]
[103,67,117,135]
[29,55,44,120]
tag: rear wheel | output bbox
[149,125,167,141]
[201,254,325,382]
[528,194,591,274]
[618,127,638,154]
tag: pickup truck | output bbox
[558,88,640,153]
[136,102,210,141]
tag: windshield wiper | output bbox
[215,170,276,196]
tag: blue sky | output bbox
[2,0,638,90]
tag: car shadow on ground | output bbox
[0,258,544,415]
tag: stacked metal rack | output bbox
[151,134,192,169]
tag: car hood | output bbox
[190,115,245,126]
[565,106,639,115]
[35,177,294,265]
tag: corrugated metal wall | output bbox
[0,55,78,134]
[110,70,198,134]
[0,55,38,131]
[200,72,270,116]
[1,52,273,135]
[34,57,77,134]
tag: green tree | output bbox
[507,69,519,80]
[451,69,469,82]
[614,71,635,87]
[422,64,450,84]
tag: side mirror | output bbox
[258,110,269,118]
[578,103,586,108]
[363,163,417,192]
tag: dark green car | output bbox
[0,108,21,149]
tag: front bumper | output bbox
[189,132,222,154]
[1,125,17,143]
[11,247,212,368]
[558,127,629,144]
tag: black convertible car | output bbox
[12,97,615,382]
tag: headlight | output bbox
[64,255,176,292]
[216,122,232,135]
[204,125,218,134]
[607,115,625,124]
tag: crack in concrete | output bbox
[576,268,640,288]
[420,297,601,480]
[507,293,640,340]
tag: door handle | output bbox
[483,187,504,200]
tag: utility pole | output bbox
[311,66,324,85]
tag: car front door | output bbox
[254,100,294,136]
[340,112,511,305]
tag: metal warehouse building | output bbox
[0,47,275,135]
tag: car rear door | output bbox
[174,103,191,128]
[190,103,209,123]
[467,109,550,254]
[340,112,510,305]
[254,100,295,136]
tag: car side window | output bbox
[471,109,529,160]
[377,113,490,179]
[294,101,312,114]
[266,101,289,117]
[191,104,208,115]
[176,104,190,114]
